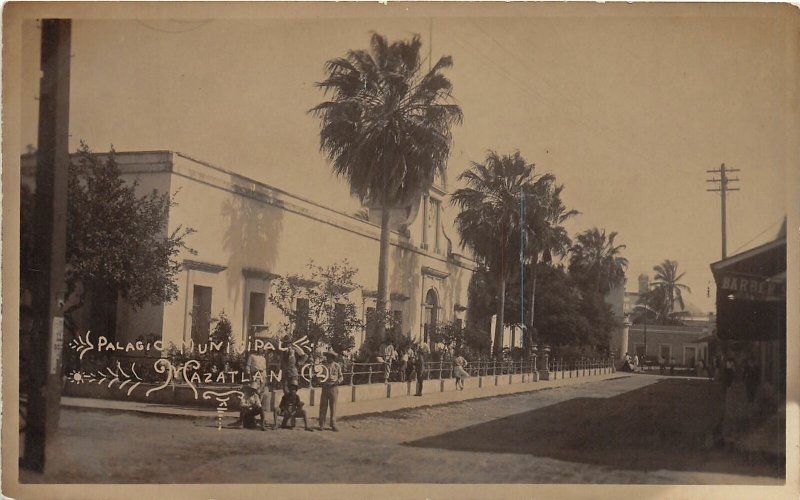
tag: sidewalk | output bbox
[62,371,626,420]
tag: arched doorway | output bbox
[423,289,438,347]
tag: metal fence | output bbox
[340,356,614,386]
[86,353,614,389]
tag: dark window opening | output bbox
[191,285,213,345]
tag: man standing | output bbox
[318,351,343,431]
[414,345,427,396]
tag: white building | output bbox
[22,151,476,352]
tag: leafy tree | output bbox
[524,183,578,333]
[20,143,196,339]
[568,227,629,295]
[431,320,465,358]
[465,263,495,333]
[638,260,691,324]
[165,312,243,376]
[268,260,364,355]
[532,265,588,347]
[451,151,547,358]
[532,264,616,354]
[463,324,492,358]
[310,33,462,344]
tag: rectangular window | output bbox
[393,310,403,336]
[659,344,672,362]
[248,292,266,333]
[191,285,212,345]
[295,298,309,335]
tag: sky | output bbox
[19,6,794,313]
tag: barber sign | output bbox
[718,272,785,301]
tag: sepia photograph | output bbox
[2,2,798,499]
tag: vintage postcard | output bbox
[2,2,798,499]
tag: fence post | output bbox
[367,365,373,385]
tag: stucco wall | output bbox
[627,326,708,365]
[160,153,474,349]
[20,150,475,350]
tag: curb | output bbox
[62,374,628,421]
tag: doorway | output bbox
[423,289,438,347]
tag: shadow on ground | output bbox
[404,379,784,478]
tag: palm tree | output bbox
[645,260,691,321]
[310,33,462,342]
[451,151,544,358]
[568,228,629,295]
[525,183,578,330]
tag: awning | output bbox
[710,235,786,341]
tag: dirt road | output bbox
[20,375,782,484]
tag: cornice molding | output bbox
[184,259,227,274]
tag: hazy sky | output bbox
[20,6,794,312]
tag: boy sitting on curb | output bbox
[278,380,312,431]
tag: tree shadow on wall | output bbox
[389,245,420,335]
[404,379,784,479]
[222,184,284,306]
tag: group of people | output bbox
[378,342,429,395]
[621,352,643,372]
[621,351,685,375]
[377,342,471,393]
[232,337,478,432]
[231,334,344,432]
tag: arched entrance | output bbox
[423,289,438,347]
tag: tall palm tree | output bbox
[525,183,578,329]
[451,151,543,358]
[310,33,462,342]
[569,228,629,295]
[646,259,691,320]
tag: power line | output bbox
[730,216,783,255]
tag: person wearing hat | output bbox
[414,344,427,396]
[280,333,308,394]
[318,350,344,431]
[278,380,312,431]
[230,384,263,430]
[245,345,272,430]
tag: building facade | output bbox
[607,275,714,365]
[710,226,786,391]
[22,151,476,352]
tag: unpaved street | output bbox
[21,375,781,484]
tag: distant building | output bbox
[607,274,715,365]
[21,151,476,354]
[623,274,650,315]
[627,323,712,366]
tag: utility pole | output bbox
[22,19,71,472]
[706,163,740,259]
[519,188,525,350]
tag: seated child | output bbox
[239,385,263,430]
[278,382,312,431]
